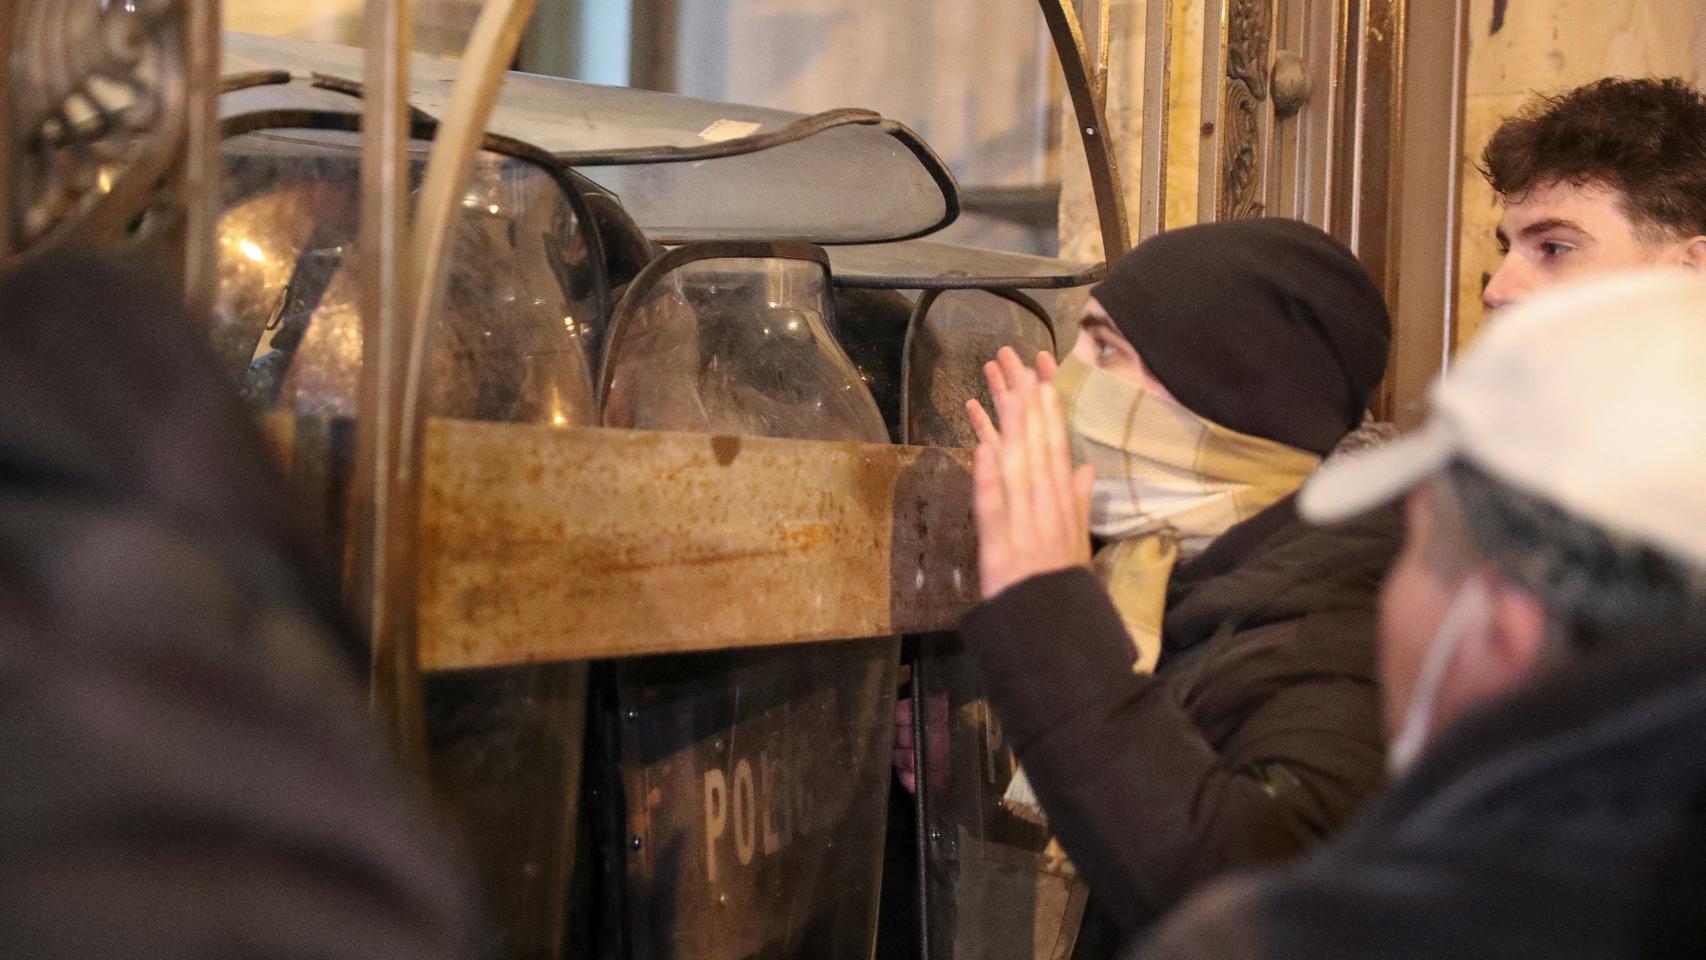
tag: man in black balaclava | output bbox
[955,218,1400,956]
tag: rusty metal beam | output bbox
[418,423,977,668]
[270,420,980,670]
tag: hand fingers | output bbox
[983,359,1009,412]
[997,346,1038,393]
[998,380,1038,549]
[966,398,1002,451]
[1036,350,1060,383]
[1038,381,1078,538]
[1019,378,1062,546]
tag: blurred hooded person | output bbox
[958,218,1398,950]
[0,255,480,960]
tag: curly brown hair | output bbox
[1481,77,1706,241]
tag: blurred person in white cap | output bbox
[1124,269,1706,958]
[964,267,1706,959]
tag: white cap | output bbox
[1300,270,1706,568]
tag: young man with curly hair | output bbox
[1480,77,1706,310]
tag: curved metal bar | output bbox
[558,107,883,166]
[220,69,290,94]
[897,286,1055,448]
[354,0,426,765]
[1092,0,1113,115]
[830,263,1104,292]
[1038,0,1131,259]
[232,76,962,247]
[181,0,221,318]
[309,72,440,127]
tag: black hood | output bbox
[1162,495,1403,654]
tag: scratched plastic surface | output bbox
[210,127,603,960]
[602,257,888,443]
[600,256,899,960]
[907,291,1089,960]
[212,128,602,425]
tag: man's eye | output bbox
[1095,339,1117,359]
[1539,241,1573,258]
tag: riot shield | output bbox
[211,122,606,960]
[902,289,1090,960]
[598,244,900,960]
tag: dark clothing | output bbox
[1133,632,1706,960]
[1090,219,1391,457]
[0,256,479,959]
[964,496,1398,936]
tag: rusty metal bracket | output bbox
[1039,0,1131,259]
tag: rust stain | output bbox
[711,434,741,466]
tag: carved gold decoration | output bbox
[10,0,183,246]
[4,0,217,308]
[1219,77,1263,220]
[1225,0,1269,101]
[1217,0,1271,221]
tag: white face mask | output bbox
[1387,575,1492,775]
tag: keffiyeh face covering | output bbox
[1003,356,1322,825]
[1054,354,1321,671]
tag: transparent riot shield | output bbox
[599,244,900,960]
[211,123,607,960]
[902,289,1090,960]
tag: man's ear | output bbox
[1484,573,1549,678]
[1676,236,1706,271]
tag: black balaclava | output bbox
[1089,217,1391,456]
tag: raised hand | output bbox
[966,347,1094,600]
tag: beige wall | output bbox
[221,0,487,56]
[1456,0,1706,345]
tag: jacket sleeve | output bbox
[963,566,1384,935]
[0,512,483,960]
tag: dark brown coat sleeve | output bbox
[963,567,1384,935]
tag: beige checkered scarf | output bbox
[1055,355,1320,671]
[1002,356,1318,824]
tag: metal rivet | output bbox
[625,709,639,722]
[1084,126,1097,137]
[629,835,643,851]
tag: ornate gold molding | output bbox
[4,0,216,307]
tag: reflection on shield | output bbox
[903,290,1090,960]
[211,122,606,959]
[598,245,900,960]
